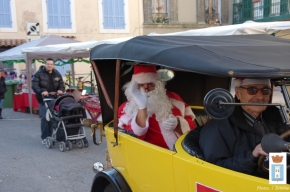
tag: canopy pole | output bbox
[25,53,33,115]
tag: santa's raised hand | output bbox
[128,81,148,109]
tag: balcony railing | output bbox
[233,0,290,24]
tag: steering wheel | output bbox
[258,129,290,172]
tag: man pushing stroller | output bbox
[32,58,65,145]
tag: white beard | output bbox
[123,81,173,122]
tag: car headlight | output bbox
[93,162,104,172]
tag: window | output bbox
[0,0,11,28]
[205,0,221,24]
[103,0,125,29]
[253,1,263,20]
[98,0,129,33]
[42,0,75,33]
[47,0,71,29]
[152,0,169,23]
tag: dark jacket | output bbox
[32,67,65,103]
[0,76,7,100]
[199,105,289,178]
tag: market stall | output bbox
[13,92,38,113]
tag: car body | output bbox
[89,34,290,192]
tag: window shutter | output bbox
[59,0,71,28]
[0,0,12,27]
[114,0,125,29]
[47,0,59,28]
[103,0,114,29]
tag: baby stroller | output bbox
[44,94,88,152]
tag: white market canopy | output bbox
[0,35,84,61]
[147,20,290,37]
[21,37,133,55]
[20,21,290,56]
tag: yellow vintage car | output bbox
[89,34,290,192]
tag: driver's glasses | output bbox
[239,86,272,95]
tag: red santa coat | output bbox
[118,92,196,150]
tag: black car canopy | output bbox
[90,34,290,78]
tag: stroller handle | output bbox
[42,92,59,100]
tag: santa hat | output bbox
[131,64,160,84]
[233,78,271,87]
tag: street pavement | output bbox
[0,108,107,192]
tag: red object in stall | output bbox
[81,96,101,123]
[13,93,39,113]
[252,0,260,2]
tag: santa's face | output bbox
[138,82,155,93]
[124,81,172,121]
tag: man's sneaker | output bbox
[42,139,46,145]
[0,116,3,119]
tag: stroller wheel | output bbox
[77,139,84,149]
[59,141,66,152]
[83,138,89,148]
[46,137,53,149]
[66,140,72,151]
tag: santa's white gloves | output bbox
[162,114,178,131]
[129,81,148,109]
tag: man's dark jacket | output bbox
[32,67,65,103]
[199,105,289,178]
[0,76,7,99]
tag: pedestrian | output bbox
[32,58,65,144]
[0,70,7,119]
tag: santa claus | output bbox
[118,64,196,150]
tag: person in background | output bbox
[118,64,196,150]
[0,70,7,119]
[32,58,65,145]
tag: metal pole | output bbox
[25,53,33,115]
[112,60,121,146]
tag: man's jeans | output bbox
[0,99,3,108]
[39,103,52,140]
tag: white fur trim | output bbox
[131,113,149,136]
[118,114,133,128]
[158,121,178,150]
[170,98,185,117]
[233,78,270,87]
[177,116,191,134]
[185,106,196,119]
[132,73,159,84]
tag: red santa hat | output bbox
[131,64,160,84]
[233,78,271,87]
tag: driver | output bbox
[118,64,196,150]
[199,78,289,178]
